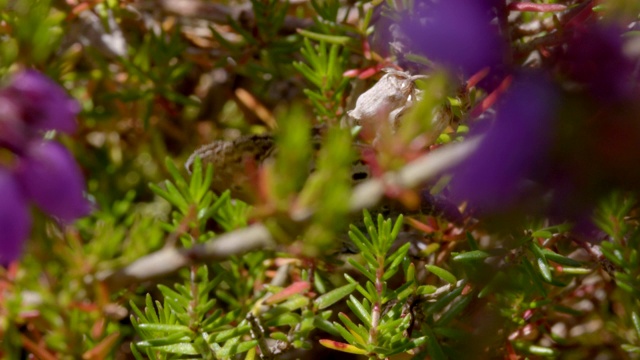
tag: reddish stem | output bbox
[507,2,567,12]
[470,75,513,118]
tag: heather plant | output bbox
[1,0,640,359]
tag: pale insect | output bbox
[346,68,427,130]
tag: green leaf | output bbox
[345,274,375,304]
[466,232,479,250]
[536,257,553,282]
[319,339,368,354]
[333,321,363,346]
[523,344,556,356]
[265,312,301,327]
[541,249,583,267]
[314,316,340,337]
[163,180,190,212]
[621,344,640,353]
[424,326,447,360]
[417,285,437,295]
[235,340,259,354]
[531,230,553,238]
[425,264,457,284]
[348,225,372,252]
[406,262,415,282]
[315,283,357,310]
[384,242,410,269]
[217,338,258,358]
[529,241,552,282]
[632,311,640,338]
[387,336,428,356]
[453,250,491,262]
[139,324,191,334]
[166,158,190,192]
[557,267,592,275]
[390,214,404,243]
[436,294,472,326]
[145,294,159,323]
[151,343,199,355]
[297,29,352,45]
[157,284,191,308]
[346,296,373,329]
[427,287,464,315]
[208,324,251,343]
[338,312,369,343]
[279,295,310,311]
[387,281,415,303]
[521,258,547,296]
[136,332,193,347]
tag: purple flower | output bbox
[0,69,89,264]
[449,73,558,212]
[401,0,505,77]
[4,69,80,134]
[0,92,27,151]
[0,168,31,265]
[558,24,635,102]
[16,141,91,222]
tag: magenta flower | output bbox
[17,141,91,222]
[0,168,31,265]
[0,92,27,151]
[449,74,558,212]
[0,69,89,265]
[3,69,80,134]
[401,0,505,77]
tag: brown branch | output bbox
[99,137,483,290]
[348,136,483,212]
[97,224,275,289]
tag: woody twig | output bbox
[98,136,483,290]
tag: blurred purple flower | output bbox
[4,69,80,134]
[559,24,635,102]
[401,0,505,77]
[0,92,27,151]
[449,73,558,211]
[0,69,89,264]
[17,141,91,222]
[0,168,31,265]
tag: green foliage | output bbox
[131,267,256,359]
[0,0,65,68]
[296,126,356,253]
[293,38,351,123]
[130,158,259,358]
[321,211,429,358]
[150,157,250,239]
[594,193,640,353]
[3,1,640,359]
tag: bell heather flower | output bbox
[0,92,27,151]
[3,69,80,134]
[0,70,89,265]
[401,0,505,77]
[16,141,91,222]
[449,74,558,212]
[0,168,31,265]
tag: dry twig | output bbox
[99,136,483,289]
